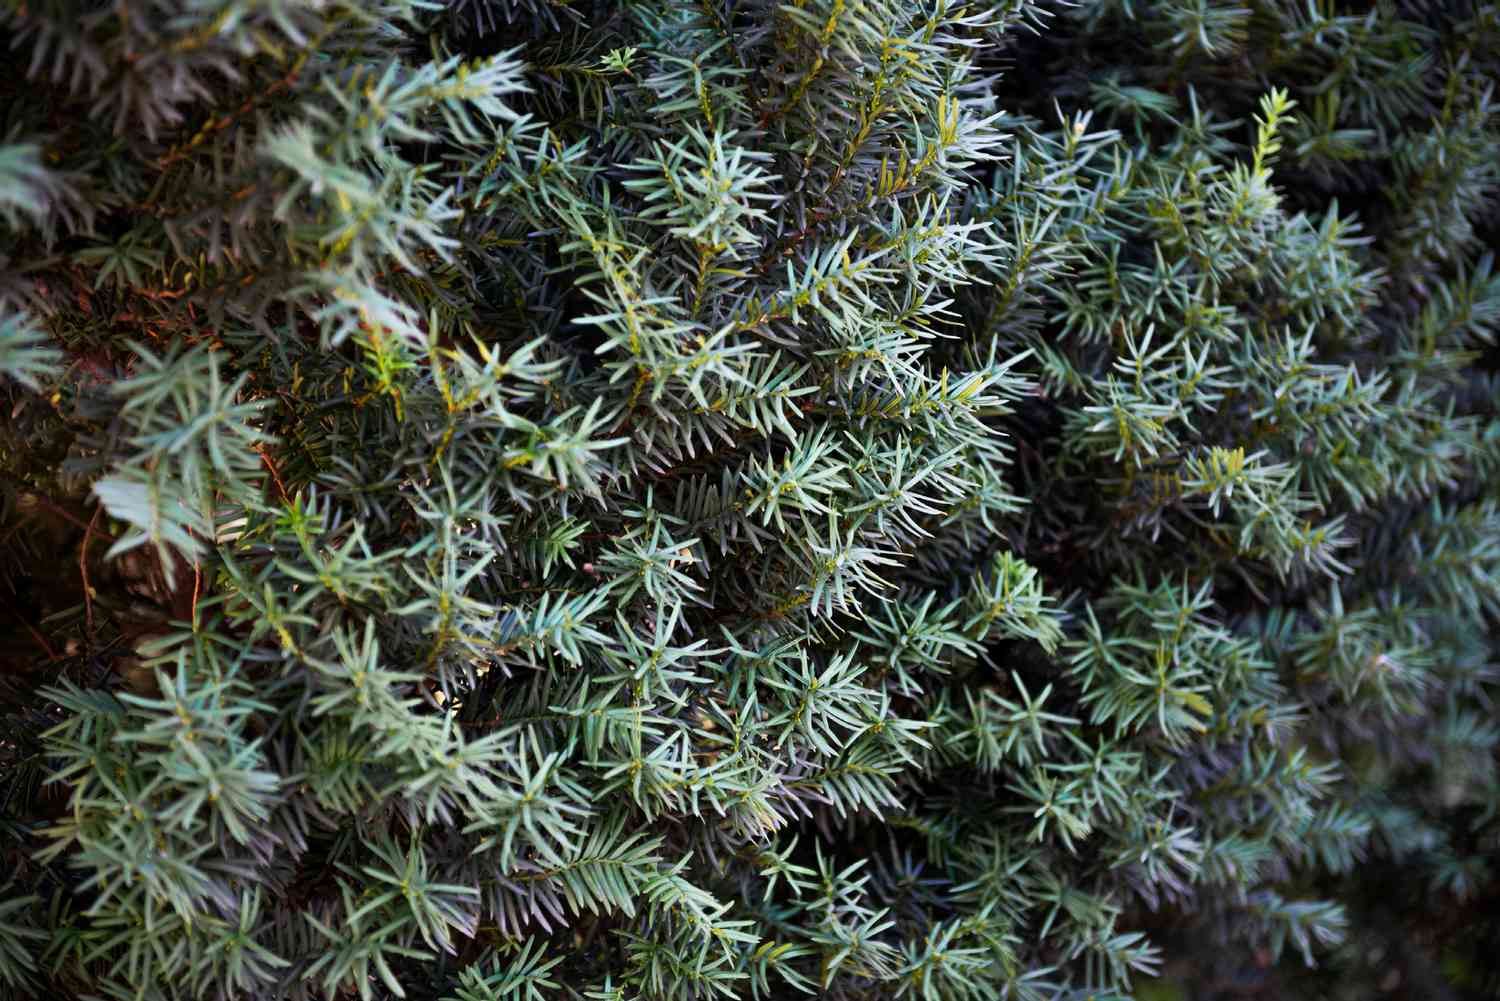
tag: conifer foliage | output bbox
[0,1,1495,1000]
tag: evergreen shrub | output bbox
[0,0,1496,999]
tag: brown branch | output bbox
[190,551,202,628]
[3,601,59,663]
[154,56,309,171]
[81,504,102,637]
[26,493,119,547]
[259,447,292,507]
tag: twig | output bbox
[3,601,59,662]
[191,553,202,628]
[259,447,292,507]
[28,493,119,546]
[81,504,102,637]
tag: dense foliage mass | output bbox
[0,1,1496,1000]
